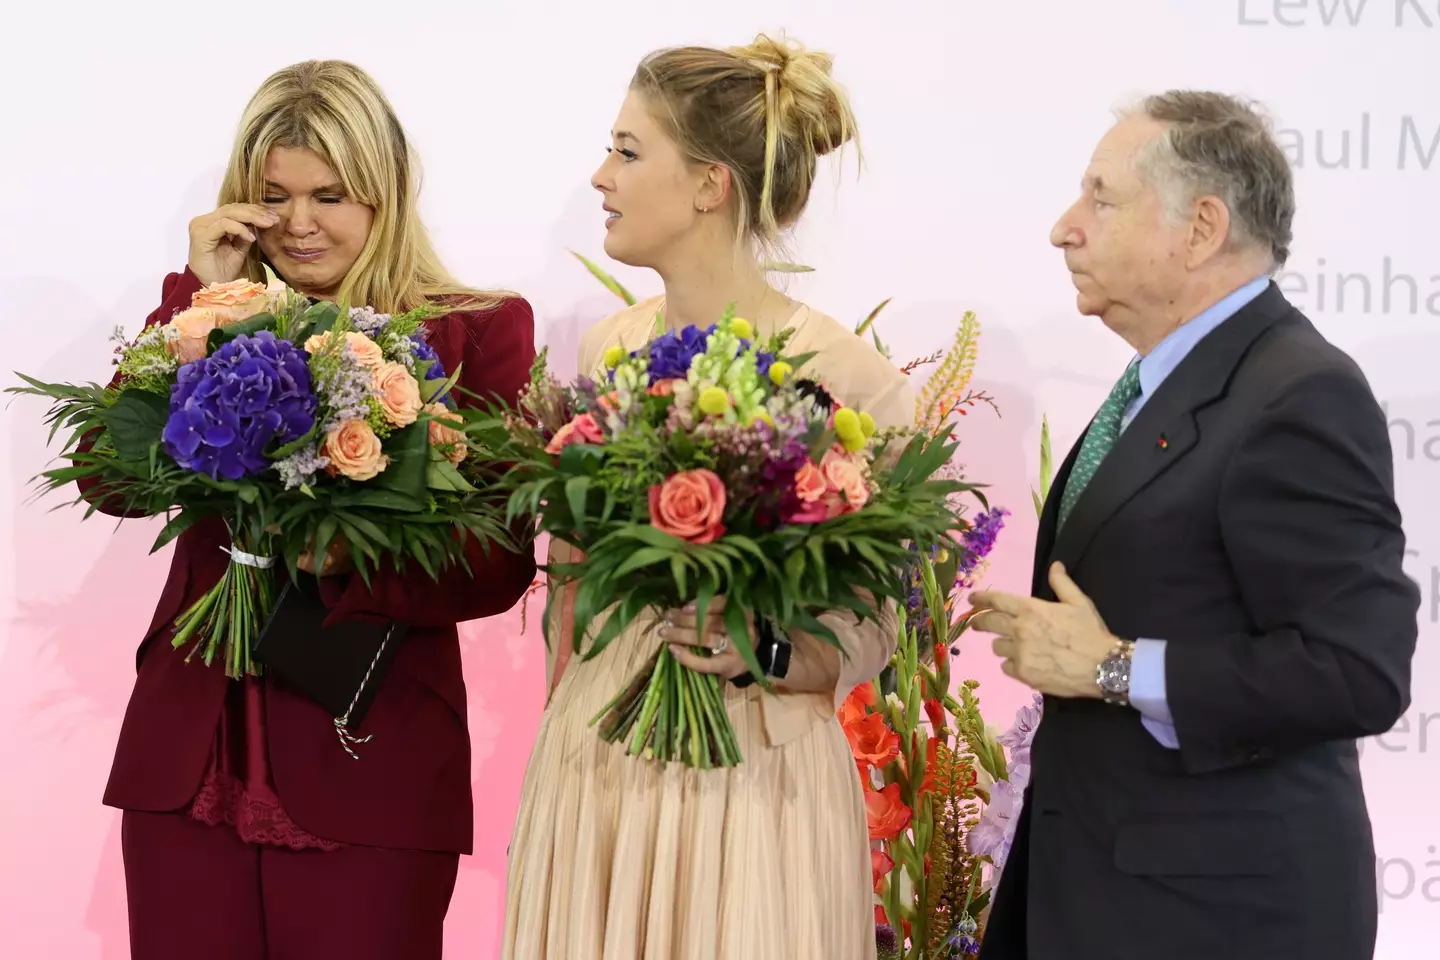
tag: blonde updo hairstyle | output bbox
[631,34,859,256]
[217,60,506,313]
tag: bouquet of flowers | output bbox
[10,279,515,678]
[502,307,974,768]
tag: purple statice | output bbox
[273,441,331,490]
[163,331,316,480]
[956,506,1008,588]
[347,306,391,337]
[312,344,375,429]
[409,333,446,381]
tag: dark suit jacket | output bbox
[980,284,1417,960]
[81,269,538,854]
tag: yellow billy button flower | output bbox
[858,411,877,438]
[698,386,731,416]
[833,407,866,453]
[603,345,626,369]
[768,361,793,386]
[729,317,754,339]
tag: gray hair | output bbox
[1120,91,1295,269]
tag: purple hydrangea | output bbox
[410,334,446,381]
[163,331,316,480]
[642,324,714,380]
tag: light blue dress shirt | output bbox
[1120,276,1270,749]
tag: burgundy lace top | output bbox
[187,676,341,851]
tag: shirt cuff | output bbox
[1131,638,1179,749]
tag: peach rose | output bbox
[646,378,683,397]
[865,783,913,841]
[648,469,726,544]
[304,330,385,368]
[373,361,422,428]
[819,446,871,512]
[794,460,827,503]
[596,391,620,410]
[164,307,220,363]
[424,402,467,465]
[322,419,389,481]
[191,279,271,325]
[544,413,604,455]
[844,712,901,770]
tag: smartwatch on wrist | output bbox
[731,618,791,688]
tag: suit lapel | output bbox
[1046,282,1294,576]
[1033,436,1081,599]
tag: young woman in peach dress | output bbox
[503,35,913,960]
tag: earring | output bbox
[698,206,708,213]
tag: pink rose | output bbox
[164,307,220,363]
[192,279,271,325]
[820,446,871,513]
[304,330,385,368]
[373,361,422,427]
[424,402,467,465]
[648,470,726,544]
[544,413,604,455]
[322,419,389,481]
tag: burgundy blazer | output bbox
[83,269,537,854]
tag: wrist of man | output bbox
[1095,636,1136,706]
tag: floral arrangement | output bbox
[10,279,515,678]
[501,303,973,768]
[827,303,1053,958]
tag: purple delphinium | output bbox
[410,334,446,381]
[956,506,1009,587]
[945,916,981,956]
[163,331,316,480]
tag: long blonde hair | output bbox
[631,34,860,257]
[218,60,507,313]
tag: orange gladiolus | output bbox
[865,783,913,840]
[844,713,901,770]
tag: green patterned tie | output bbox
[1057,361,1142,529]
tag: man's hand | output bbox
[970,562,1120,698]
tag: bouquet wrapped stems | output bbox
[592,644,742,767]
[170,516,278,679]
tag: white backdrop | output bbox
[1,1,1436,956]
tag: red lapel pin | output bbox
[1157,434,1169,450]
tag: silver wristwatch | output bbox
[1095,638,1136,707]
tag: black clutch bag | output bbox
[252,572,408,748]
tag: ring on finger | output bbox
[709,634,730,656]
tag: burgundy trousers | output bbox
[121,810,460,960]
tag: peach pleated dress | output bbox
[502,297,914,960]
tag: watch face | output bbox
[1098,656,1129,693]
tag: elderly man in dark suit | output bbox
[972,91,1419,960]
